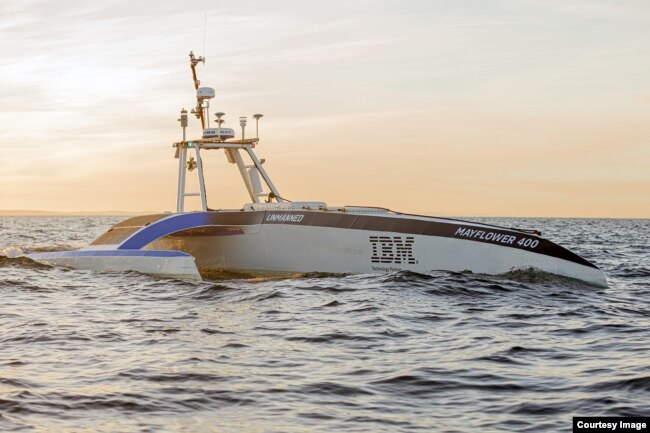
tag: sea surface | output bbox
[1,216,649,433]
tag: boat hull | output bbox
[133,210,606,287]
[29,209,607,287]
[146,223,605,286]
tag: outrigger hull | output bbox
[28,249,202,281]
[30,206,606,287]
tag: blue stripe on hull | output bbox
[118,213,211,250]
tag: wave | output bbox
[297,381,374,397]
[371,372,527,395]
[497,267,598,288]
[609,265,650,279]
[0,255,51,270]
[587,376,650,393]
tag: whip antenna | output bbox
[203,11,207,57]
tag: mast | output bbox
[176,109,188,212]
[189,51,206,129]
[175,51,208,212]
[175,51,285,213]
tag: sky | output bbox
[0,0,649,217]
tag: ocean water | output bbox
[1,216,649,433]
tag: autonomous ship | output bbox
[29,52,608,287]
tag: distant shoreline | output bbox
[0,210,159,217]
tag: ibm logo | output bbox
[370,236,416,264]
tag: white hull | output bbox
[30,207,607,287]
[28,250,202,281]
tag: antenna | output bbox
[203,11,207,57]
[239,116,248,139]
[215,112,225,140]
[253,114,264,139]
[179,108,188,141]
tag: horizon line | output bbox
[1,209,647,219]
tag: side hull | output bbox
[28,250,202,281]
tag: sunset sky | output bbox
[1,0,648,217]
